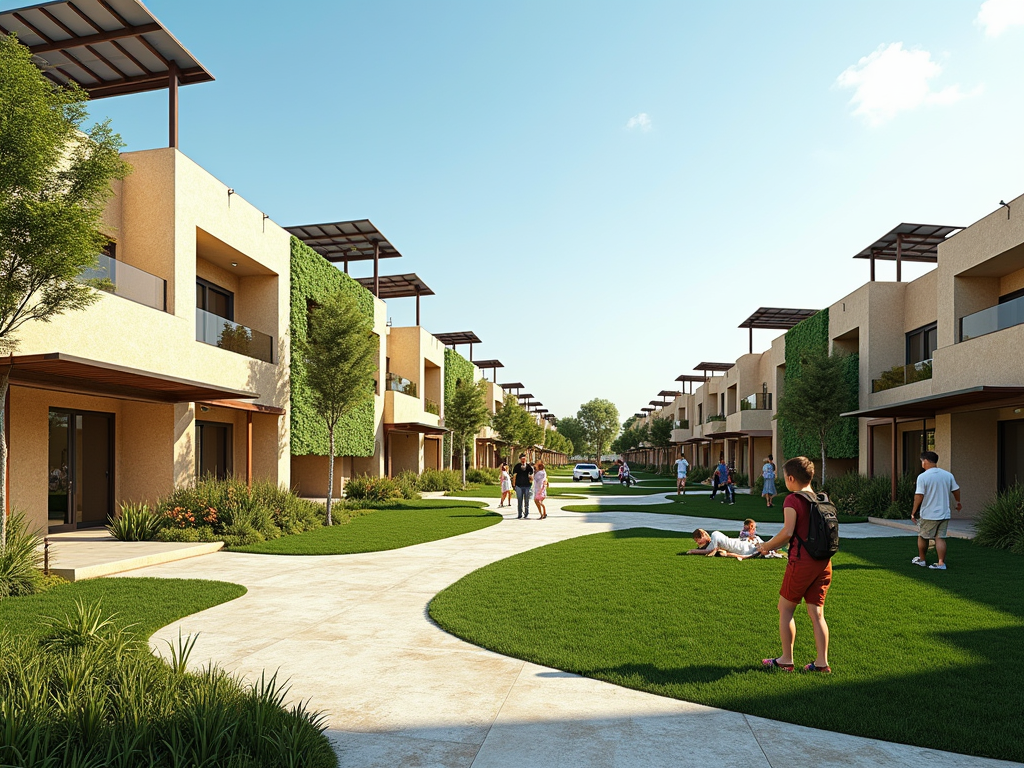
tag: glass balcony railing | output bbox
[425,399,440,415]
[741,393,773,411]
[960,294,1024,342]
[385,372,418,397]
[79,253,166,311]
[195,308,274,364]
[872,359,932,393]
[673,419,690,429]
[705,414,726,423]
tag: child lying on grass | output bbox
[684,529,759,560]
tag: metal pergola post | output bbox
[896,233,903,283]
[168,61,179,148]
[372,240,380,297]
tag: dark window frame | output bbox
[905,321,938,366]
[195,420,233,481]
[999,287,1024,305]
[196,278,234,321]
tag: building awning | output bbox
[385,422,448,435]
[355,273,433,299]
[682,437,711,444]
[3,353,258,403]
[198,399,285,416]
[853,224,963,264]
[842,386,1024,419]
[740,430,773,438]
[0,0,214,99]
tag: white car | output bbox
[573,463,602,482]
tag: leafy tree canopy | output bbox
[577,398,620,461]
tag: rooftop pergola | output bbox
[641,407,655,413]
[675,373,705,394]
[738,307,819,353]
[286,220,402,298]
[854,223,963,282]
[434,331,482,361]
[354,273,432,325]
[472,359,503,382]
[649,400,669,408]
[658,390,681,398]
[694,362,733,378]
[1,0,214,147]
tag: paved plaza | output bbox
[120,494,1013,768]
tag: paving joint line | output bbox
[468,658,530,768]
[743,713,777,768]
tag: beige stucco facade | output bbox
[10,148,292,533]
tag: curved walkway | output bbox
[120,494,1015,768]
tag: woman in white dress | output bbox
[761,454,777,508]
[499,462,512,507]
[533,461,549,519]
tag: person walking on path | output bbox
[533,460,549,519]
[498,462,512,508]
[511,453,535,519]
[761,455,777,508]
[710,456,729,502]
[757,457,833,674]
[675,453,689,501]
[909,451,961,570]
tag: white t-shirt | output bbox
[916,467,959,520]
[704,530,758,556]
[675,458,689,477]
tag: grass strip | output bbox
[234,507,501,555]
[563,492,867,523]
[430,530,1024,763]
[1,577,246,641]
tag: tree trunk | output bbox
[326,423,336,526]
[820,433,827,489]
[0,368,9,551]
[460,432,467,488]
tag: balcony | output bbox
[425,398,440,415]
[195,308,274,364]
[960,294,1024,342]
[872,360,932,393]
[79,253,166,312]
[386,372,418,397]
[741,393,773,411]
[670,424,692,443]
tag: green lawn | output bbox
[430,530,1024,762]
[234,504,500,555]
[1,577,246,641]
[564,492,868,524]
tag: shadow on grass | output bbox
[590,662,745,686]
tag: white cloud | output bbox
[976,0,1024,36]
[626,113,651,132]
[835,43,969,125]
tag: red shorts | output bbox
[780,557,832,606]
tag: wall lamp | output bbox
[1000,200,1010,219]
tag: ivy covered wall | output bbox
[780,309,860,461]
[442,347,476,463]
[289,236,377,457]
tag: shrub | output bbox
[975,485,1024,554]
[108,501,163,541]
[344,474,401,501]
[688,465,711,484]
[731,472,749,488]
[882,473,916,519]
[417,468,462,492]
[466,467,500,485]
[395,470,422,500]
[0,602,335,767]
[156,526,217,543]
[0,512,44,600]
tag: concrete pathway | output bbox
[119,495,1014,768]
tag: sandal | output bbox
[802,663,832,674]
[761,657,794,672]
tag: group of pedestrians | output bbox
[498,454,548,519]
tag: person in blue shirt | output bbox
[710,456,730,502]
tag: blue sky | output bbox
[71,0,1024,422]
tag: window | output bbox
[999,287,1024,305]
[196,421,232,480]
[196,278,233,321]
[906,322,937,365]
[999,420,1024,492]
[698,403,703,424]
[902,429,935,476]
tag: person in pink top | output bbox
[533,461,549,519]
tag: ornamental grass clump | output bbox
[343,474,401,502]
[0,512,44,599]
[975,485,1024,554]
[417,468,462,493]
[108,501,164,541]
[466,467,500,485]
[0,601,336,767]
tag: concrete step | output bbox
[42,530,223,581]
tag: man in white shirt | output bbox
[909,451,961,571]
[674,454,690,501]
[685,529,758,559]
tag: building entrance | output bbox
[47,408,114,531]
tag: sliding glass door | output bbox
[47,408,114,531]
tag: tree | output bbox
[649,417,674,470]
[577,398,620,462]
[295,289,378,525]
[776,349,854,486]
[0,34,130,547]
[445,378,490,486]
[544,429,572,458]
[553,415,586,458]
[492,395,543,464]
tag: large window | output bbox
[196,421,232,480]
[196,278,233,321]
[999,420,1024,492]
[902,429,935,477]
[906,322,937,365]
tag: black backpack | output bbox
[795,491,840,561]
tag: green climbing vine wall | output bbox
[779,309,859,461]
[290,236,377,457]
[443,347,476,463]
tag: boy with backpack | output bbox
[756,456,839,674]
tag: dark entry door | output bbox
[196,421,232,480]
[999,420,1024,492]
[47,409,114,531]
